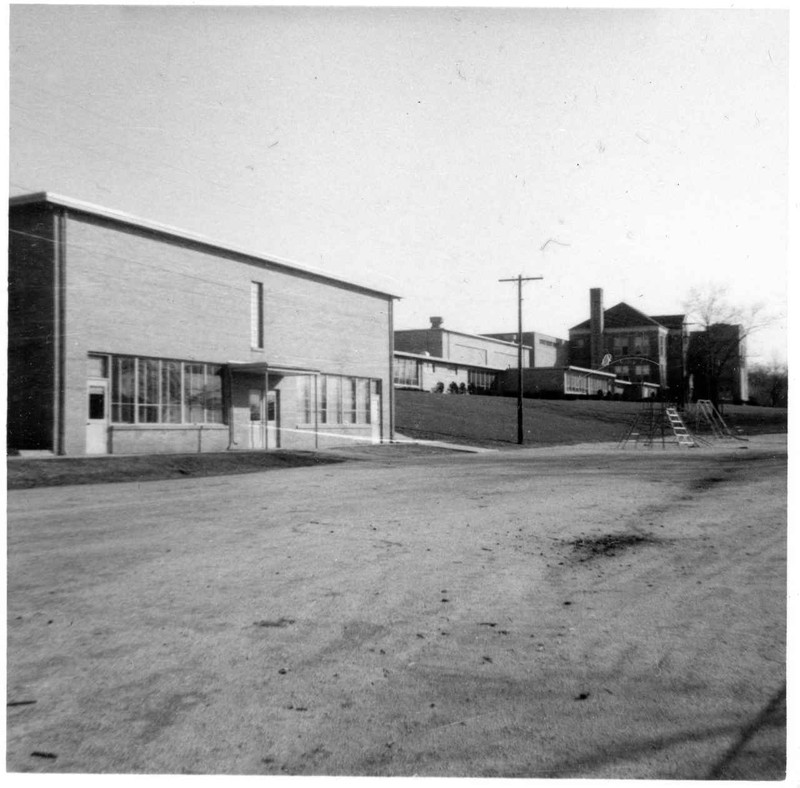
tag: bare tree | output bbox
[683,284,773,407]
[749,359,788,408]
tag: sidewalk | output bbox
[391,432,499,454]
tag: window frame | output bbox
[103,354,226,426]
[250,281,264,350]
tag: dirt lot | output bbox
[6,436,787,778]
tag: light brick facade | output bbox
[8,194,396,456]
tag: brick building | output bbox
[8,193,397,455]
[393,317,529,394]
[687,323,749,404]
[568,288,688,400]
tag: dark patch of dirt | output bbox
[570,532,660,559]
[254,618,295,628]
[690,476,727,491]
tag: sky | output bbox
[7,3,791,364]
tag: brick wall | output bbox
[7,208,57,451]
[9,204,394,455]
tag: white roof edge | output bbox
[392,350,512,372]
[564,365,617,378]
[9,191,400,300]
[395,326,532,349]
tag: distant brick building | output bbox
[568,288,688,400]
[687,324,749,404]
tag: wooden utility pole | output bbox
[499,275,543,444]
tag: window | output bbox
[299,376,314,424]
[161,361,182,423]
[184,364,206,423]
[251,281,264,349]
[394,357,420,387]
[107,355,225,425]
[87,354,108,378]
[565,370,590,395]
[111,356,135,423]
[343,378,357,424]
[468,369,496,393]
[356,379,370,424]
[320,375,374,425]
[138,358,160,423]
[613,337,629,355]
[88,386,106,419]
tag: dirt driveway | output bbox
[6,437,787,777]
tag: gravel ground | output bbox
[6,436,788,778]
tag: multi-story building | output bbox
[687,324,749,404]
[568,288,688,400]
[8,193,397,455]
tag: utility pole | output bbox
[499,275,543,444]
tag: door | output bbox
[249,389,266,450]
[86,378,109,454]
[266,389,279,449]
[370,381,381,443]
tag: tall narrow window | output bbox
[356,379,370,424]
[251,281,264,349]
[184,364,206,423]
[111,357,136,423]
[161,361,182,423]
[299,376,313,424]
[138,358,160,423]
[327,376,342,424]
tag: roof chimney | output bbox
[430,316,443,329]
[590,288,604,368]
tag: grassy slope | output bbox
[6,396,785,488]
[395,389,787,447]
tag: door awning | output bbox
[226,361,320,375]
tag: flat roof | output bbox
[10,191,400,300]
[395,326,532,350]
[393,350,515,372]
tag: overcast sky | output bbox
[8,4,790,364]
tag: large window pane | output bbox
[205,365,224,423]
[343,378,357,424]
[161,361,182,423]
[320,376,328,424]
[356,379,369,424]
[299,376,313,424]
[138,358,160,423]
[111,356,135,423]
[184,364,206,423]
[327,376,341,424]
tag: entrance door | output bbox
[266,389,279,449]
[86,378,109,454]
[370,383,381,443]
[249,389,266,450]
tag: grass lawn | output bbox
[6,395,786,488]
[395,389,787,447]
